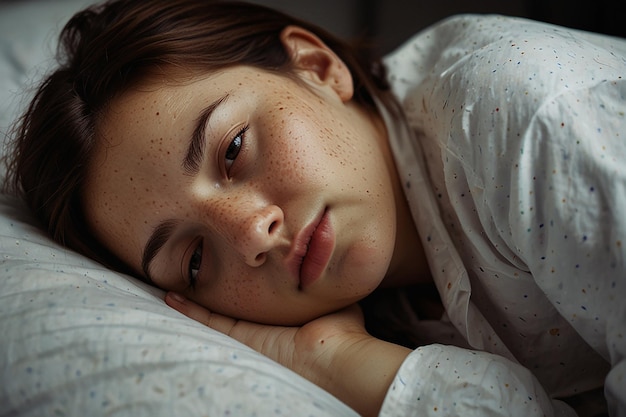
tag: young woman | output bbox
[5,0,625,416]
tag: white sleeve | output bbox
[471,35,626,417]
[384,14,626,416]
[379,344,576,417]
[500,79,626,415]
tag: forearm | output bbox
[165,295,406,416]
[303,335,411,417]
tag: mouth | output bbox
[288,207,335,290]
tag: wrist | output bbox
[304,333,411,417]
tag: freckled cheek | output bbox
[209,268,270,318]
[260,116,337,185]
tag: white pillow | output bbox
[0,1,357,416]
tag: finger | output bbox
[165,292,297,360]
[165,291,237,335]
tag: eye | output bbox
[188,240,203,289]
[224,125,248,175]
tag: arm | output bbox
[467,38,626,413]
[459,54,626,417]
[167,292,574,417]
[381,344,577,417]
[390,15,626,414]
[383,14,626,415]
[504,84,626,415]
[165,292,410,417]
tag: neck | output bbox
[384,190,431,287]
[366,104,431,288]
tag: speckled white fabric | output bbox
[0,1,357,416]
[381,14,626,416]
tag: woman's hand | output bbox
[165,292,411,417]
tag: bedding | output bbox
[0,1,358,416]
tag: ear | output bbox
[280,25,353,102]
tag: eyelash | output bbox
[187,239,203,290]
[224,125,249,177]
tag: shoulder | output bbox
[384,13,626,105]
[384,13,626,164]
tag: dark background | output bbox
[0,0,622,56]
[250,0,625,56]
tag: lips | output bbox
[288,208,335,289]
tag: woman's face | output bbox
[85,65,401,325]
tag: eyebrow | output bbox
[141,219,181,281]
[183,93,230,175]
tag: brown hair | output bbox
[4,0,388,275]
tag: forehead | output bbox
[89,66,292,186]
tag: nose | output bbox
[234,204,285,267]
